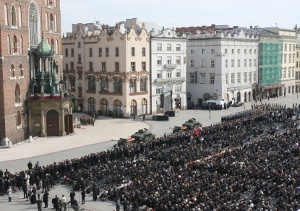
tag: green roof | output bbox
[36,39,53,56]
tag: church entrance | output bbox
[46,109,59,136]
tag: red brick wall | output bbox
[0,0,62,143]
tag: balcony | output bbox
[164,64,177,70]
[154,77,186,83]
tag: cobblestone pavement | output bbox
[0,94,299,210]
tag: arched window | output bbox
[10,64,15,77]
[49,13,54,32]
[141,98,147,114]
[55,39,58,54]
[19,64,24,77]
[113,99,122,113]
[15,84,21,103]
[51,38,54,50]
[11,5,17,27]
[18,6,22,27]
[54,14,57,32]
[19,36,23,54]
[29,3,38,46]
[13,35,18,54]
[88,97,95,112]
[7,35,11,54]
[130,100,137,115]
[100,98,108,114]
[78,86,82,98]
[4,4,9,26]
[45,13,48,31]
[16,111,22,127]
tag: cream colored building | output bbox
[265,27,297,95]
[62,22,150,117]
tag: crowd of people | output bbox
[1,103,300,210]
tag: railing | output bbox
[164,64,177,69]
[154,77,186,83]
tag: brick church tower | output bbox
[0,0,71,144]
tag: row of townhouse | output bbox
[62,18,187,116]
[178,25,298,106]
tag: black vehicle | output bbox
[232,101,244,107]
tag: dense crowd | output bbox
[1,103,300,210]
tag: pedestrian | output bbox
[35,161,40,169]
[142,114,145,121]
[81,188,86,204]
[52,195,59,211]
[37,194,42,211]
[70,190,75,201]
[7,186,12,202]
[43,191,49,208]
[115,195,120,211]
[61,195,67,211]
[22,180,28,200]
[28,161,33,170]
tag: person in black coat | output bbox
[52,195,59,211]
[81,188,86,204]
[37,194,42,211]
[27,161,33,170]
[43,191,49,208]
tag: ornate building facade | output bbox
[0,0,65,144]
[62,21,150,117]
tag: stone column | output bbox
[60,106,66,136]
[40,110,46,137]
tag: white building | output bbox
[150,28,187,113]
[186,27,259,105]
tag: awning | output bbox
[264,84,285,89]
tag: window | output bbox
[225,60,228,68]
[176,44,181,51]
[105,47,109,57]
[200,74,205,84]
[113,99,122,113]
[231,73,235,84]
[115,62,119,72]
[225,74,228,84]
[29,3,38,46]
[142,62,146,71]
[231,59,234,67]
[13,35,18,54]
[293,44,296,51]
[10,64,15,78]
[253,72,257,82]
[237,59,240,67]
[89,62,93,71]
[190,60,194,67]
[87,97,95,112]
[210,74,215,84]
[191,49,194,54]
[249,59,252,67]
[254,59,256,66]
[19,65,24,77]
[78,54,81,63]
[78,72,82,80]
[157,56,162,65]
[131,47,135,56]
[244,72,247,83]
[88,78,96,92]
[167,43,172,51]
[65,63,69,70]
[249,49,252,54]
[16,111,22,127]
[157,43,162,51]
[142,47,146,56]
[189,73,195,83]
[284,54,287,63]
[156,88,163,94]
[71,48,74,57]
[248,72,252,83]
[113,79,122,93]
[11,5,17,27]
[131,62,135,71]
[65,49,68,57]
[140,78,147,91]
[283,69,286,78]
[211,49,215,54]
[237,73,241,83]
[176,69,181,77]
[176,56,181,65]
[18,6,22,27]
[200,60,205,67]
[284,44,287,51]
[167,56,172,64]
[15,84,20,103]
[78,42,81,48]
[201,49,205,54]
[244,49,247,54]
[288,69,291,78]
[254,49,256,54]
[237,49,240,54]
[210,60,215,67]
[19,36,23,54]
[129,79,137,93]
[89,48,93,57]
[99,48,102,57]
[166,72,172,78]
[289,44,292,51]
[101,62,106,71]
[70,62,74,70]
[231,49,234,54]
[175,85,181,92]
[244,59,247,67]
[4,4,8,26]
[100,78,109,91]
[225,49,228,54]
[157,70,162,78]
[289,54,291,63]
